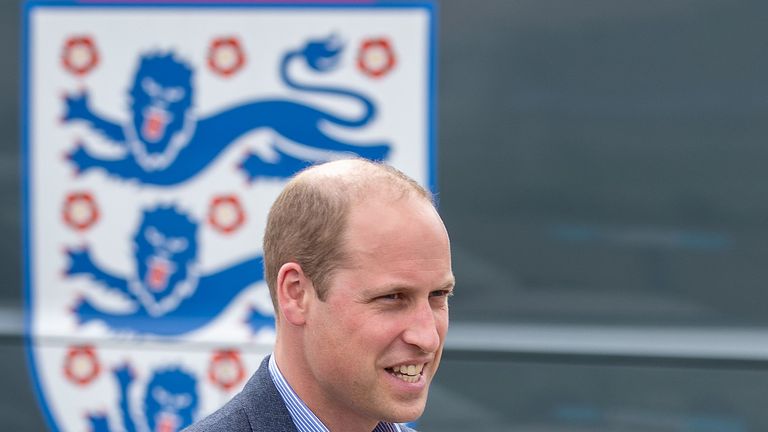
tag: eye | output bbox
[378,292,403,301]
[142,77,162,97]
[164,87,185,103]
[152,386,172,405]
[430,289,453,299]
[166,237,188,253]
[174,393,192,409]
[145,226,165,247]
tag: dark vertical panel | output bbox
[439,0,768,325]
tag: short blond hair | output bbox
[263,159,432,310]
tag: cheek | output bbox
[308,304,358,350]
[325,306,394,351]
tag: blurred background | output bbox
[5,0,768,430]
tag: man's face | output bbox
[302,195,454,425]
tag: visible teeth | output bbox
[400,374,418,383]
[388,364,424,382]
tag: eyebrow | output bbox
[361,278,456,298]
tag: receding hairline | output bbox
[290,158,433,204]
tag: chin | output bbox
[384,402,427,424]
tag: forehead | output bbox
[342,195,450,266]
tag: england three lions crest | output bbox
[25,3,434,431]
[64,35,390,185]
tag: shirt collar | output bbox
[268,354,404,432]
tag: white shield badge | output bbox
[23,2,436,430]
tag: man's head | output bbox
[264,159,454,429]
[263,158,433,308]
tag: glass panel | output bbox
[421,357,768,431]
[439,0,768,326]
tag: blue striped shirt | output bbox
[268,354,404,432]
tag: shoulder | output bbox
[183,355,295,432]
[183,396,251,432]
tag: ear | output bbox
[276,262,313,326]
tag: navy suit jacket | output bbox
[184,355,417,432]
[183,355,297,432]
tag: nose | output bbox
[402,299,442,353]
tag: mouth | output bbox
[385,363,425,384]
[142,106,171,143]
[155,411,180,432]
[146,256,176,292]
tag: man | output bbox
[185,159,454,432]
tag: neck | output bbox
[274,336,380,432]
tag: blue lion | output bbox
[64,35,390,185]
[88,364,198,432]
[65,205,264,335]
